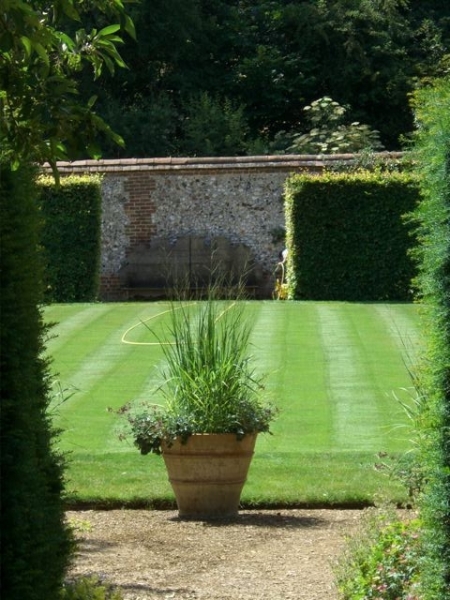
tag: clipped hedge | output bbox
[38,175,102,302]
[1,163,73,600]
[412,78,450,600]
[284,172,420,301]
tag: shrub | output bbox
[60,577,123,600]
[287,97,384,155]
[284,171,419,301]
[411,76,450,599]
[0,163,73,600]
[179,92,251,156]
[38,175,102,302]
[335,510,422,600]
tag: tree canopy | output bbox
[0,0,135,171]
[73,0,450,157]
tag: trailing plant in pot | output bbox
[121,293,277,519]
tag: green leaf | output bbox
[111,131,125,147]
[124,14,136,40]
[98,24,121,37]
[33,42,50,66]
[60,0,81,21]
[20,36,32,57]
[56,32,75,51]
[87,95,98,109]
[100,53,115,75]
[86,142,102,159]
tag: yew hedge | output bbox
[38,175,102,303]
[284,172,420,301]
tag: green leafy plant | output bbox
[326,149,409,174]
[335,510,422,600]
[180,92,251,156]
[375,379,428,504]
[121,292,277,455]
[409,76,450,600]
[274,97,384,155]
[60,577,123,600]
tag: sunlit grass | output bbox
[45,301,423,508]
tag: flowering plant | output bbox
[336,512,422,600]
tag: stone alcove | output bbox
[119,235,264,299]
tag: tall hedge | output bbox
[0,163,73,600]
[412,78,450,600]
[284,172,420,301]
[38,175,102,303]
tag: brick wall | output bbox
[123,172,157,246]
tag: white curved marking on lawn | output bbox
[120,307,175,346]
[120,301,237,346]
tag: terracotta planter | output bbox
[161,433,257,519]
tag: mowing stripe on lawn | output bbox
[374,303,423,367]
[47,304,169,452]
[317,303,383,451]
[45,303,117,354]
[44,301,422,506]
[316,303,421,452]
[250,301,331,452]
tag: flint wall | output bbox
[44,154,401,299]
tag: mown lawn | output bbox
[44,301,423,508]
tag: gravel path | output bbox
[67,508,363,600]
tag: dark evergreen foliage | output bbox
[411,76,450,600]
[80,0,450,157]
[1,2,132,598]
[0,163,73,600]
[38,176,102,302]
[284,172,419,301]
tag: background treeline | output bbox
[75,0,450,158]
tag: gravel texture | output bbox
[67,508,363,600]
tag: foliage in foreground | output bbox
[1,2,133,599]
[335,509,422,600]
[0,0,134,172]
[411,76,450,599]
[0,165,74,600]
[60,577,123,600]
